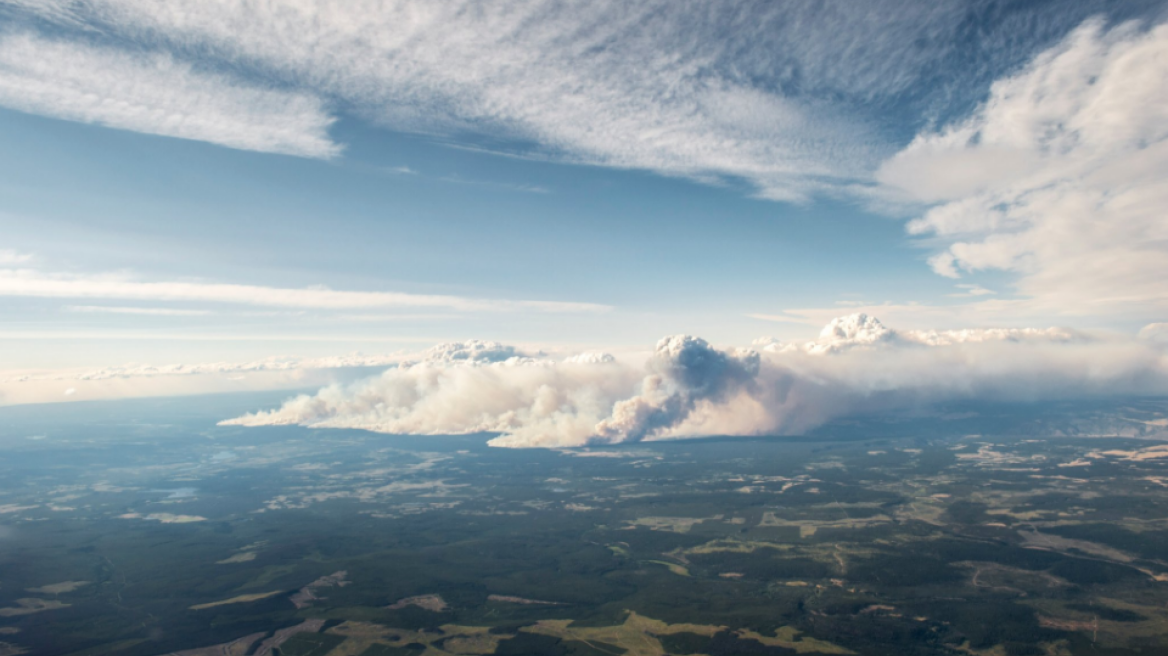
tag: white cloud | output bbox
[68,353,388,381]
[802,313,895,354]
[0,249,32,265]
[3,2,1154,209]
[755,312,1080,353]
[0,348,433,405]
[898,326,1081,348]
[223,313,1168,448]
[563,352,616,365]
[752,299,1091,340]
[949,284,995,298]
[0,268,610,313]
[1141,323,1168,343]
[0,340,597,388]
[420,340,526,364]
[3,352,407,384]
[65,305,212,316]
[337,313,460,322]
[879,18,1168,319]
[0,31,339,158]
[5,0,1088,200]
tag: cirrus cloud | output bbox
[2,0,1130,199]
[0,30,340,158]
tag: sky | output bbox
[1,0,1167,441]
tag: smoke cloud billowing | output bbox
[593,336,760,444]
[222,315,1168,448]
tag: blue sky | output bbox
[1,0,1166,413]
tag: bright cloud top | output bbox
[882,18,1168,316]
[223,314,1168,448]
[756,313,1083,354]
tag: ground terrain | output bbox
[1,394,1168,655]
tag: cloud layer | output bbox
[223,314,1168,448]
[756,313,1083,354]
[3,352,404,384]
[2,0,1132,199]
[882,18,1168,318]
[0,266,609,313]
[0,31,339,157]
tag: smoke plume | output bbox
[222,315,1168,447]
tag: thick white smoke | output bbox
[221,340,643,446]
[592,336,760,444]
[222,315,1168,447]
